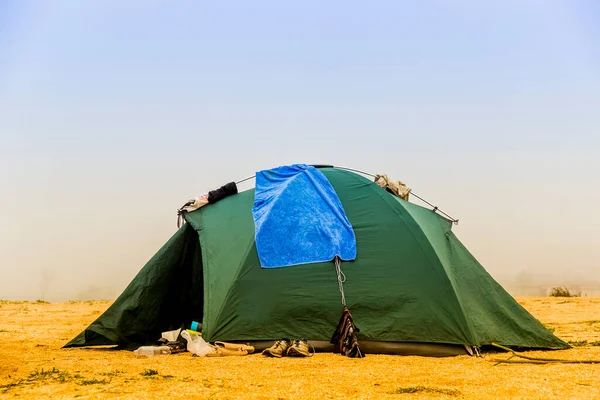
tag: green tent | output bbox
[65,167,568,355]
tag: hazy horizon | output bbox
[2,1,599,301]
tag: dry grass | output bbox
[0,297,599,399]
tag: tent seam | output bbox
[338,170,477,345]
[185,212,211,338]
[210,236,257,339]
[400,202,479,346]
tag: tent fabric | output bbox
[252,164,356,268]
[66,167,568,352]
[66,224,203,349]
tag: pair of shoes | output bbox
[262,338,314,358]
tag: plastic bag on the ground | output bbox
[181,330,214,356]
[161,328,182,342]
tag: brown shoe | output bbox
[205,345,248,357]
[286,339,313,357]
[262,338,291,358]
[214,341,255,354]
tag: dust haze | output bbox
[1,2,600,301]
[2,161,599,302]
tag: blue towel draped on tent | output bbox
[252,164,357,268]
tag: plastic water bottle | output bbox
[133,345,172,357]
[190,321,202,332]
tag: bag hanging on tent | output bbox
[330,257,365,358]
[330,306,365,358]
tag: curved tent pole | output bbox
[332,166,459,225]
[233,165,459,225]
[235,175,255,185]
[330,165,376,178]
[404,192,459,225]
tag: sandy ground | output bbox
[0,297,599,399]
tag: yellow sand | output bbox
[1,297,599,399]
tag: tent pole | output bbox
[332,166,459,225]
[232,166,459,225]
[236,175,255,185]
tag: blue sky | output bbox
[1,1,599,300]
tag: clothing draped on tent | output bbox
[330,306,365,358]
[208,182,238,203]
[374,174,411,201]
[177,182,238,227]
[252,164,356,268]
